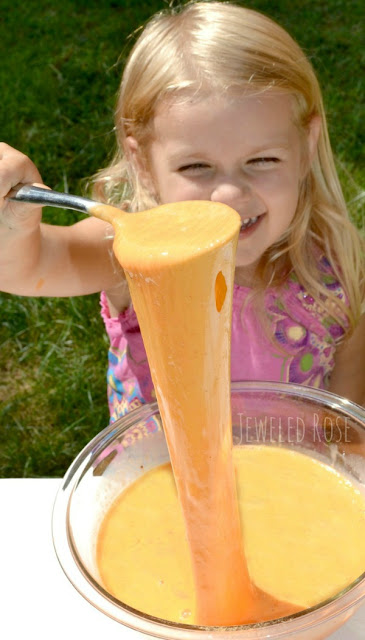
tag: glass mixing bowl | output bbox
[52,382,365,639]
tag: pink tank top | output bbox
[101,260,347,423]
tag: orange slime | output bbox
[92,201,298,625]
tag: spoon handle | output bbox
[8,185,99,214]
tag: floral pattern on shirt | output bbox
[265,260,347,387]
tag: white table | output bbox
[0,479,363,639]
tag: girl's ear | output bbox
[300,115,321,179]
[124,135,140,164]
[124,136,156,195]
[307,115,321,164]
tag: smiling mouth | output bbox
[240,214,263,232]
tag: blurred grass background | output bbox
[0,0,363,477]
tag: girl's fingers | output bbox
[0,143,44,229]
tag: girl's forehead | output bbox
[154,88,295,119]
[151,90,298,143]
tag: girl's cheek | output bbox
[254,170,300,198]
[161,179,210,203]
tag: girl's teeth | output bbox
[241,216,258,230]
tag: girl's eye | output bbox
[178,163,210,173]
[248,157,280,167]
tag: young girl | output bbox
[0,1,364,423]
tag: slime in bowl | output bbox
[52,382,365,640]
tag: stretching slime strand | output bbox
[91,200,300,625]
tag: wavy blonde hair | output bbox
[92,0,364,332]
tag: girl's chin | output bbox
[235,251,262,270]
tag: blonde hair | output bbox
[92,0,364,332]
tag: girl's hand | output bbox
[0,142,124,297]
[0,143,44,230]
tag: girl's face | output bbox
[127,91,319,272]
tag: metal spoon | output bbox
[8,184,102,215]
[7,183,125,227]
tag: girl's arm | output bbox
[0,143,125,297]
[329,314,365,407]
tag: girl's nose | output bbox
[210,179,252,210]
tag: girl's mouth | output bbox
[239,214,264,235]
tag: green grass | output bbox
[0,0,363,477]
